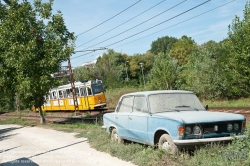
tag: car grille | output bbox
[202,121,242,134]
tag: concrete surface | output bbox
[0,124,135,166]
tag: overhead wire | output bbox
[104,0,211,48]
[78,0,187,50]
[71,0,209,61]
[71,0,235,66]
[76,0,142,37]
[76,0,166,48]
[114,0,236,49]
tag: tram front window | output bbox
[91,84,104,95]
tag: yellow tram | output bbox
[39,80,106,111]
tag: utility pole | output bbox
[15,93,20,112]
[68,58,79,116]
[139,62,146,89]
[125,61,129,81]
[68,47,107,116]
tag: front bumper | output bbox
[173,135,246,145]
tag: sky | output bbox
[39,0,247,67]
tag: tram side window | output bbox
[87,87,92,96]
[75,88,80,96]
[80,87,87,96]
[66,89,72,98]
[45,94,50,100]
[52,91,57,99]
[59,90,64,98]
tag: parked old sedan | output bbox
[102,90,246,153]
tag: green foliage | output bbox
[0,92,15,112]
[105,87,142,108]
[150,36,178,55]
[73,66,92,82]
[169,35,196,65]
[89,49,125,89]
[0,0,75,113]
[148,53,180,90]
[226,1,250,97]
[0,118,36,126]
[180,43,226,99]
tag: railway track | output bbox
[1,108,250,124]
[0,113,103,124]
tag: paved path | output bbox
[0,125,135,166]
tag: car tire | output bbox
[111,128,124,144]
[158,134,178,154]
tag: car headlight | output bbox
[185,126,192,135]
[227,123,233,131]
[233,123,239,131]
[193,126,200,134]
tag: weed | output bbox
[85,111,91,118]
[0,118,36,126]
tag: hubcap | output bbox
[162,141,170,150]
[113,133,118,141]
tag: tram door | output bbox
[79,86,89,110]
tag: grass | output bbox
[104,87,250,108]
[0,118,36,126]
[1,118,250,166]
[201,97,250,108]
[105,87,143,108]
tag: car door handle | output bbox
[115,116,118,119]
[128,116,132,120]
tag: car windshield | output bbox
[148,93,205,113]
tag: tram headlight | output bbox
[193,126,200,135]
[227,123,233,131]
[98,98,102,103]
[233,123,239,131]
[185,126,192,135]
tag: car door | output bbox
[114,96,133,139]
[128,96,149,143]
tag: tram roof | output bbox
[50,80,102,91]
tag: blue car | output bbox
[102,90,246,153]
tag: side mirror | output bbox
[204,105,208,110]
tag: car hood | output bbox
[153,111,246,124]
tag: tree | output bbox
[90,49,125,89]
[73,66,92,82]
[150,36,178,55]
[0,0,75,123]
[226,1,250,97]
[148,53,180,90]
[169,35,196,65]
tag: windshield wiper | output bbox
[165,108,180,112]
[175,105,191,108]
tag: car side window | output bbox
[133,96,148,113]
[117,96,133,113]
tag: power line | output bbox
[76,0,142,37]
[114,0,236,49]
[81,0,187,50]
[104,0,211,48]
[71,0,210,61]
[76,0,166,48]
[71,0,233,65]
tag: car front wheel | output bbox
[158,134,178,154]
[111,128,124,144]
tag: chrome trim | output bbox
[173,135,246,145]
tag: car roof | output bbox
[122,90,193,97]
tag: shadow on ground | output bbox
[0,157,39,166]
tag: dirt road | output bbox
[0,124,135,166]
